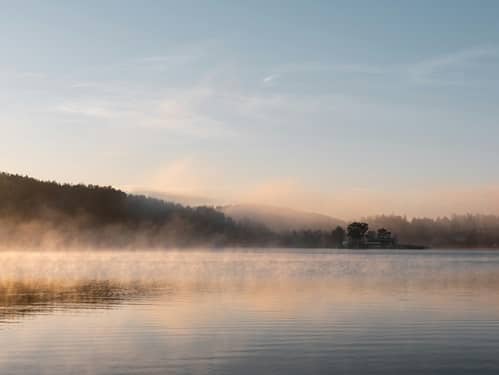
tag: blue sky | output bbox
[2,1,499,218]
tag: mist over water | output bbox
[2,249,499,374]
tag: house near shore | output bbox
[365,228,397,248]
[344,223,398,249]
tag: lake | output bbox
[1,249,499,374]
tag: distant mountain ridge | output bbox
[220,204,345,232]
[136,190,346,232]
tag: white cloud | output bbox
[262,74,279,84]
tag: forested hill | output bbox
[0,172,274,248]
[3,172,498,249]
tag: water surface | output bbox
[1,249,499,374]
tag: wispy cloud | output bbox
[128,157,234,205]
[133,54,197,68]
[262,74,279,84]
[407,45,499,84]
[17,72,46,80]
[55,102,122,119]
[0,69,47,83]
[53,87,235,138]
[131,39,220,69]
[267,45,498,87]
[278,62,388,75]
[136,56,174,63]
[70,81,104,89]
[52,43,497,142]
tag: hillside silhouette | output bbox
[2,172,499,249]
[0,172,274,248]
[220,204,345,232]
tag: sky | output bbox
[1,1,499,219]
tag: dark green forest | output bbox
[1,172,499,249]
[0,172,276,248]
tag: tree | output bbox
[331,226,346,248]
[377,228,394,247]
[346,222,369,248]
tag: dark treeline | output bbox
[2,172,499,249]
[0,172,275,248]
[364,215,499,248]
[279,227,346,248]
[0,172,351,249]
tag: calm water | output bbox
[1,249,499,374]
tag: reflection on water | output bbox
[1,249,499,374]
[0,280,154,323]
